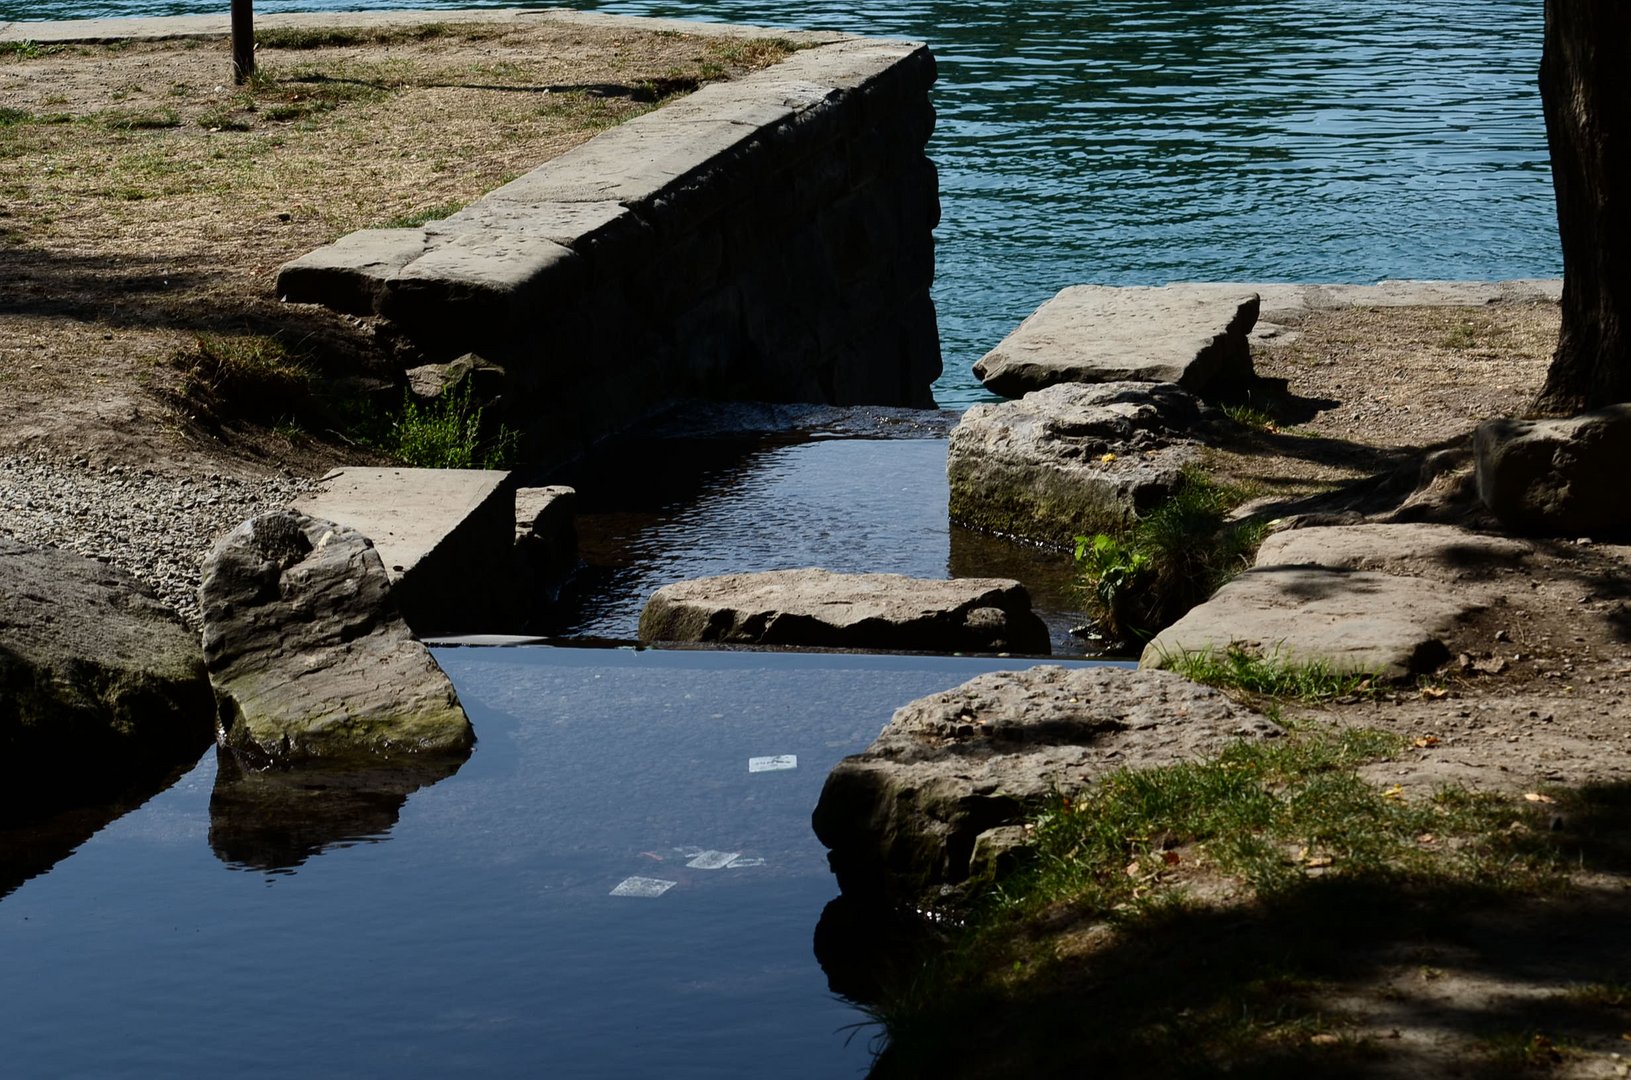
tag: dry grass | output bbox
[0,22,794,469]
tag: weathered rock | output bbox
[1475,405,1631,537]
[1143,523,1529,678]
[972,284,1259,398]
[638,568,1051,654]
[293,467,515,635]
[946,381,1203,544]
[0,540,216,816]
[514,485,579,608]
[811,665,1278,903]
[199,510,474,766]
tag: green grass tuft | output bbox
[376,201,466,229]
[382,382,516,470]
[1074,470,1267,647]
[1160,644,1380,701]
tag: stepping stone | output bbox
[637,568,1051,655]
[973,284,1260,397]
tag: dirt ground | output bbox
[0,19,791,474]
[5,20,1629,1078]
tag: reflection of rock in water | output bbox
[0,757,199,901]
[812,894,946,1006]
[208,747,468,872]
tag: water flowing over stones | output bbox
[199,510,474,767]
[811,665,1278,905]
[972,284,1260,398]
[0,539,216,815]
[946,381,1206,545]
[638,568,1051,654]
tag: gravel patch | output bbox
[0,454,316,630]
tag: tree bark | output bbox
[1531,0,1631,415]
[231,0,254,85]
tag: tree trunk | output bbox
[1531,0,1631,415]
[231,0,254,85]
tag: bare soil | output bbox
[0,20,791,474]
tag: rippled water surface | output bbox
[4,0,1556,406]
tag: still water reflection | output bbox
[0,647,1100,1079]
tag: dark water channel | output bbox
[0,647,1105,1078]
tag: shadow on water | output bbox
[0,757,199,901]
[208,747,470,873]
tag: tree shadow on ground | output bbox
[837,783,1631,1079]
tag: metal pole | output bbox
[231,0,254,84]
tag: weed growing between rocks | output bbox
[169,334,319,428]
[857,724,1610,1078]
[383,382,516,469]
[1161,645,1380,702]
[1074,471,1266,648]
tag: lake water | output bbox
[1,0,1558,407]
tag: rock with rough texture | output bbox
[199,510,474,766]
[1142,523,1521,677]
[811,665,1279,903]
[0,540,216,815]
[514,485,579,609]
[972,285,1260,398]
[1475,406,1631,537]
[638,569,1051,654]
[947,381,1203,544]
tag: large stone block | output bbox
[811,665,1278,903]
[1475,405,1631,537]
[200,511,474,767]
[638,568,1051,654]
[0,540,215,815]
[973,284,1260,398]
[947,381,1203,545]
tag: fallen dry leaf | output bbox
[1420,687,1448,700]
[1309,1033,1341,1047]
[1098,452,1117,463]
[1413,735,1441,747]
[1305,855,1334,868]
[1524,792,1556,804]
[1161,850,1182,866]
[1383,784,1405,799]
[1125,861,1141,878]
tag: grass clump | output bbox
[1074,471,1267,648]
[377,201,466,229]
[1160,644,1379,702]
[169,334,317,426]
[382,382,516,469]
[863,725,1584,1075]
[0,40,61,60]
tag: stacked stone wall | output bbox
[277,35,941,463]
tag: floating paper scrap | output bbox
[685,850,741,870]
[726,856,764,869]
[748,754,797,773]
[610,876,676,898]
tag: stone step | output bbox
[294,467,514,635]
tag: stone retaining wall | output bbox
[277,28,942,463]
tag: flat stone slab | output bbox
[947,381,1203,545]
[972,285,1259,398]
[1144,523,1525,677]
[811,665,1279,902]
[637,568,1052,654]
[1475,405,1631,537]
[294,467,514,634]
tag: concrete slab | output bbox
[972,284,1260,398]
[294,467,515,635]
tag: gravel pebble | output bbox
[0,453,318,630]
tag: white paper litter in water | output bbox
[726,856,765,869]
[685,850,741,870]
[610,876,677,898]
[748,755,797,773]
